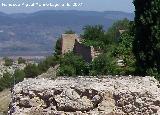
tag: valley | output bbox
[0,10,134,57]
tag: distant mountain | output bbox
[0,10,134,57]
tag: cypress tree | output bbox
[133,0,160,75]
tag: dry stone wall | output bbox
[9,76,160,115]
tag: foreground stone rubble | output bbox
[9,76,160,115]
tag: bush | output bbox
[18,57,26,64]
[13,69,25,84]
[106,18,130,43]
[146,68,160,81]
[4,57,13,66]
[81,25,106,49]
[91,53,120,75]
[113,32,136,75]
[0,70,26,92]
[24,64,39,78]
[38,56,60,74]
[0,72,12,91]
[58,65,76,76]
[54,38,62,55]
[58,53,89,76]
[64,30,75,34]
[0,55,60,91]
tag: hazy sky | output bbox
[0,0,135,14]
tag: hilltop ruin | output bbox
[61,34,100,62]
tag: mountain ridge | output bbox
[0,10,134,57]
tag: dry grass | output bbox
[0,89,11,114]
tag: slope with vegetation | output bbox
[56,18,136,76]
[0,11,159,92]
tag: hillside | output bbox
[0,10,134,56]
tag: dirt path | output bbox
[0,89,11,114]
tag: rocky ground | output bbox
[9,76,160,115]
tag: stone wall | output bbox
[73,40,93,62]
[9,76,160,115]
[61,34,79,54]
[61,34,100,62]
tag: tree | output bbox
[106,18,130,43]
[24,64,39,78]
[3,57,13,66]
[58,53,89,76]
[38,56,59,74]
[58,65,76,76]
[18,57,26,64]
[0,72,12,91]
[54,38,62,55]
[82,25,105,41]
[64,30,75,34]
[0,70,25,91]
[90,21,136,76]
[91,53,119,75]
[13,69,25,84]
[81,21,130,51]
[133,0,160,77]
[81,25,106,49]
[114,32,136,75]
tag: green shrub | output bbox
[18,57,26,64]
[113,32,136,75]
[106,18,130,43]
[24,64,39,78]
[58,65,76,77]
[91,53,120,75]
[81,25,106,49]
[54,38,62,55]
[0,73,12,91]
[58,53,89,76]
[13,69,25,84]
[3,57,13,66]
[38,56,60,74]
[146,68,160,81]
[64,30,75,34]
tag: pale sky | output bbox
[0,0,135,14]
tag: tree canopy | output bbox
[54,38,62,55]
[58,52,89,76]
[18,57,26,64]
[64,30,76,34]
[3,57,13,66]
